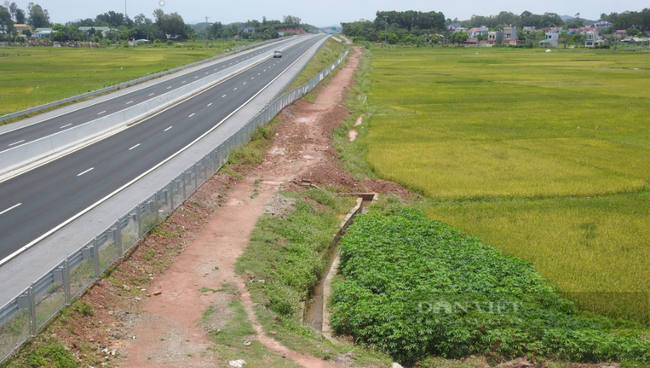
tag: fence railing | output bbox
[0,44,349,364]
[0,37,289,122]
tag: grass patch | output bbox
[235,189,392,365]
[331,207,650,364]
[363,48,650,199]
[0,39,258,121]
[289,37,349,90]
[427,190,650,323]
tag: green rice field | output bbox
[360,47,650,322]
[0,40,253,116]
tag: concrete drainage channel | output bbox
[302,193,378,338]
[0,36,312,179]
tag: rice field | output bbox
[0,40,252,116]
[361,47,650,322]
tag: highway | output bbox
[0,37,295,149]
[0,34,326,262]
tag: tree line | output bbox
[0,2,313,44]
[343,9,649,46]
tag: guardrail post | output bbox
[63,259,71,305]
[169,182,175,210]
[182,171,187,199]
[114,221,122,256]
[27,286,36,337]
[92,238,100,278]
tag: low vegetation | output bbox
[289,37,349,89]
[355,47,650,321]
[236,190,391,365]
[331,206,650,364]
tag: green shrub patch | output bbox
[330,208,650,363]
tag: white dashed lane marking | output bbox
[207,103,213,107]
[8,140,24,146]
[60,124,72,129]
[126,101,133,105]
[0,203,21,216]
[129,144,140,151]
[189,113,195,118]
[149,93,155,96]
[164,126,173,132]
[97,111,106,115]
[77,167,94,177]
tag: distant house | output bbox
[467,27,487,39]
[523,26,536,33]
[615,30,627,39]
[241,26,255,34]
[447,23,463,31]
[451,27,467,34]
[545,27,563,34]
[34,28,54,39]
[79,26,113,38]
[487,31,503,44]
[585,30,601,47]
[13,24,32,34]
[540,31,560,47]
[502,25,518,44]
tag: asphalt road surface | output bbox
[0,34,326,262]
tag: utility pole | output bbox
[124,0,127,18]
[205,17,210,50]
[384,16,388,50]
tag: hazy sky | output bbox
[12,0,648,26]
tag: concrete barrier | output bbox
[0,37,309,176]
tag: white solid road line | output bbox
[97,111,106,115]
[0,203,21,216]
[8,140,25,147]
[60,124,72,129]
[164,126,173,132]
[129,143,141,150]
[77,167,94,177]
[189,113,195,118]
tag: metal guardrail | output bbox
[0,44,350,364]
[0,37,288,123]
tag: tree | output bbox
[134,13,146,25]
[0,5,14,33]
[27,3,49,28]
[23,28,30,37]
[14,7,23,23]
[282,15,301,25]
[454,31,468,44]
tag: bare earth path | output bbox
[121,47,364,368]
